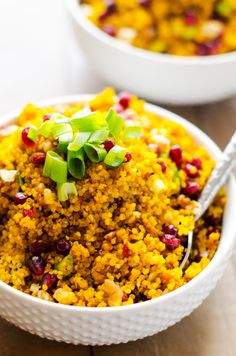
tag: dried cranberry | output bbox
[123,245,131,257]
[21,127,36,147]
[32,152,46,165]
[158,161,167,173]
[161,234,180,250]
[42,114,51,122]
[184,10,197,26]
[42,273,58,292]
[124,152,132,163]
[163,225,178,236]
[169,145,182,168]
[184,163,199,178]
[31,241,48,255]
[23,208,36,218]
[14,192,28,205]
[183,181,199,197]
[28,256,45,275]
[118,92,132,109]
[56,239,70,255]
[103,140,115,152]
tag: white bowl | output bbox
[65,0,236,105]
[0,95,235,345]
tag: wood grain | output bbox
[0,1,236,355]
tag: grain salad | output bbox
[0,88,225,307]
[81,0,236,56]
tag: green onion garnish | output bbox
[104,145,127,168]
[38,120,53,138]
[105,109,124,139]
[123,125,142,141]
[27,126,38,142]
[68,132,91,152]
[57,133,73,154]
[84,143,107,163]
[70,112,101,132]
[68,148,86,180]
[43,151,67,183]
[57,181,78,202]
[18,173,24,189]
[88,129,109,143]
[51,123,72,139]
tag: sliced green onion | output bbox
[84,143,107,163]
[104,145,127,169]
[38,120,53,138]
[123,125,142,141]
[51,114,70,124]
[43,151,67,183]
[18,173,24,188]
[72,107,92,119]
[68,148,86,180]
[27,126,38,142]
[57,181,78,202]
[51,123,72,139]
[88,129,109,143]
[71,112,101,132]
[57,133,73,154]
[105,109,124,139]
[68,132,91,152]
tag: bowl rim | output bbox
[66,0,236,65]
[0,94,235,314]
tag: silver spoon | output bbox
[180,131,236,269]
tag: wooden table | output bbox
[0,1,236,355]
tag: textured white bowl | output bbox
[0,95,235,345]
[65,0,236,105]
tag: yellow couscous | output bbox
[0,88,224,307]
[81,0,236,56]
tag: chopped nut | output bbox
[101,279,123,306]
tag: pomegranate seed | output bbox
[103,24,117,37]
[138,0,150,7]
[32,152,46,165]
[42,273,58,292]
[122,293,129,302]
[23,208,35,218]
[183,181,199,197]
[148,144,160,156]
[103,140,115,152]
[28,256,45,275]
[118,92,132,109]
[124,152,132,162]
[31,241,48,255]
[197,39,220,56]
[123,245,131,257]
[163,225,178,236]
[14,192,28,205]
[42,114,51,122]
[161,234,180,250]
[184,10,197,26]
[191,158,202,170]
[169,145,182,168]
[56,239,70,255]
[112,104,124,113]
[195,251,209,262]
[158,161,167,173]
[21,127,36,147]
[184,163,199,178]
[99,0,116,21]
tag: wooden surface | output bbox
[0,1,236,355]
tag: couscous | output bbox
[81,0,236,56]
[0,88,224,306]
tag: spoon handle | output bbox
[196,131,236,221]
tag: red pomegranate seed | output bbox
[28,256,45,275]
[32,152,46,165]
[191,158,202,170]
[118,92,132,109]
[103,140,115,152]
[183,181,199,197]
[21,127,36,147]
[161,234,180,250]
[158,161,167,173]
[112,104,124,113]
[184,163,199,178]
[169,145,182,168]
[31,241,48,255]
[148,144,160,156]
[163,225,178,236]
[103,24,117,37]
[99,0,116,21]
[184,10,197,26]
[122,293,129,302]
[56,239,70,255]
[197,39,220,56]
[42,114,51,122]
[123,245,131,257]
[138,0,150,7]
[124,152,132,162]
[42,273,58,292]
[14,192,28,205]
[23,208,36,218]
